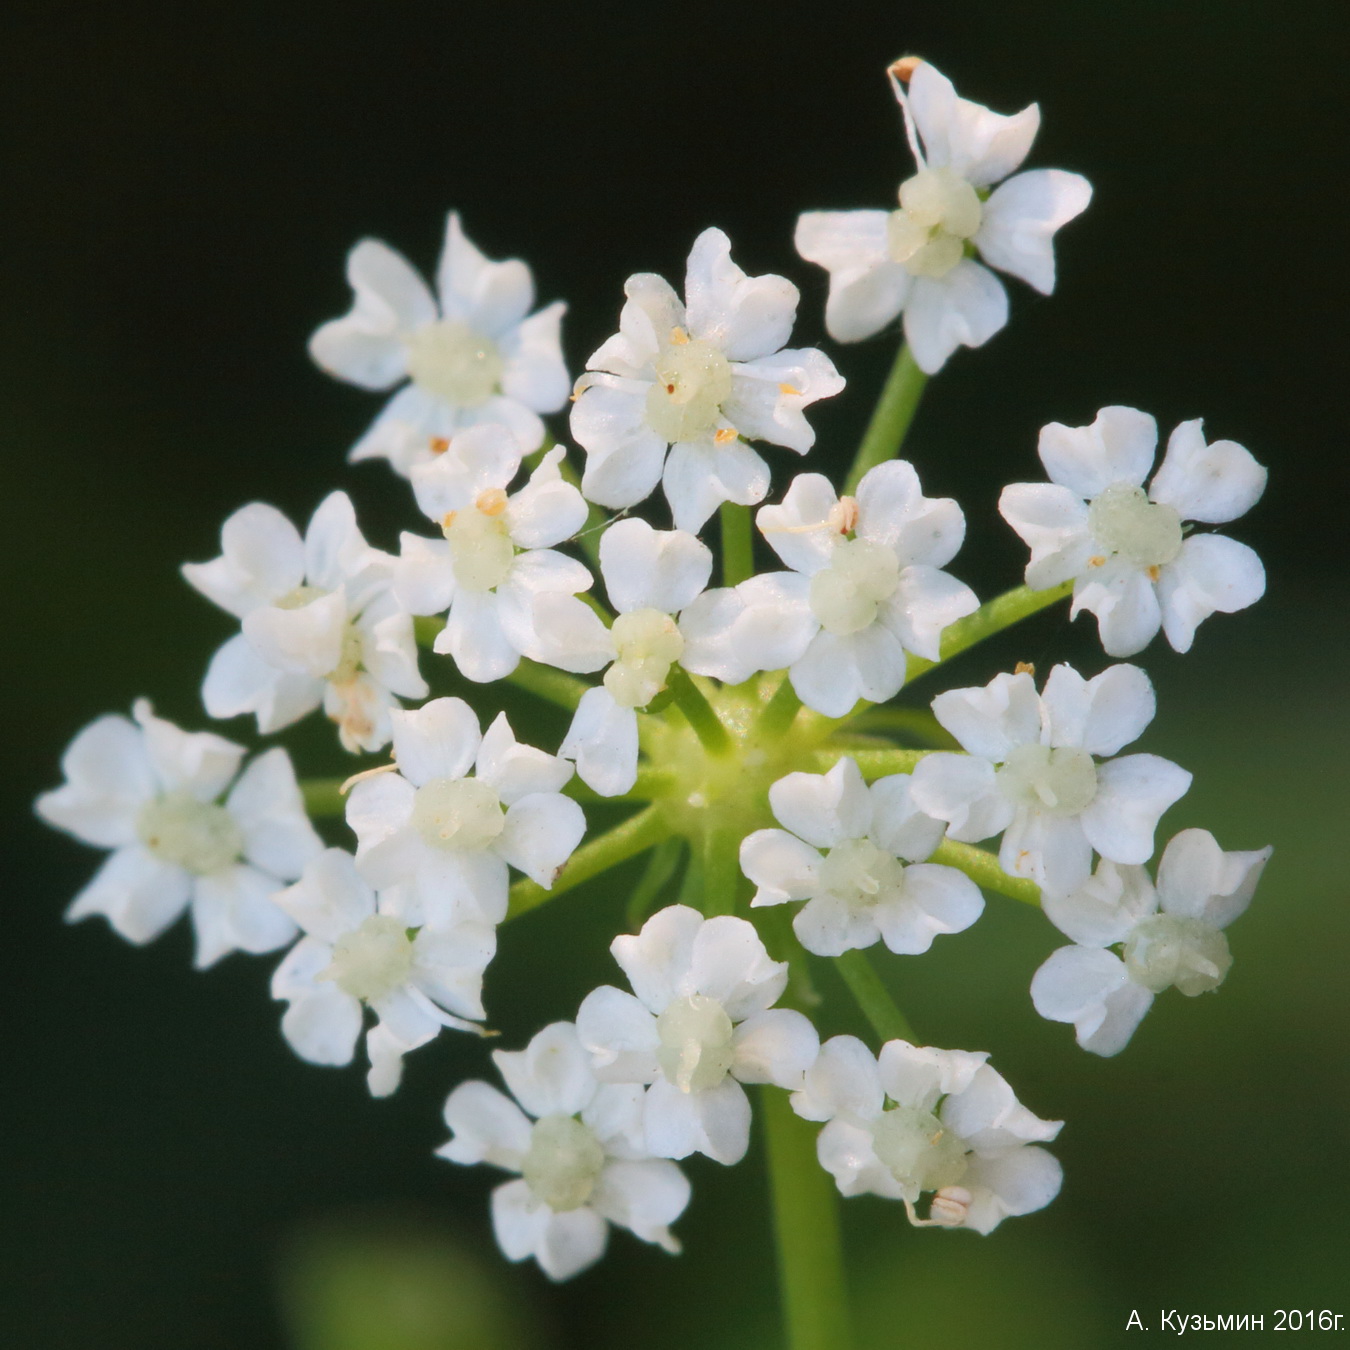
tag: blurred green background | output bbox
[3,1,1346,1346]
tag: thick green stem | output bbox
[701,817,743,917]
[931,839,1041,907]
[762,1086,853,1350]
[811,747,928,778]
[666,668,732,754]
[301,778,347,818]
[843,342,928,496]
[848,706,958,749]
[833,949,916,1042]
[625,837,684,928]
[506,805,671,919]
[720,501,755,587]
[904,580,1074,685]
[506,658,592,711]
[564,768,674,804]
[757,676,802,738]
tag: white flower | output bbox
[270,848,495,1096]
[795,59,1091,373]
[791,1035,1062,1233]
[741,758,982,956]
[37,700,321,967]
[395,427,592,683]
[571,227,844,531]
[576,905,819,1164]
[439,1022,691,1281]
[909,664,1191,894]
[345,698,585,928]
[999,407,1268,656]
[1030,829,1271,1056]
[531,518,713,796]
[681,461,977,716]
[308,213,568,475]
[184,492,427,753]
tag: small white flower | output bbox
[345,698,585,928]
[576,904,819,1165]
[37,700,321,967]
[571,227,844,530]
[396,427,592,683]
[184,491,427,753]
[439,1022,691,1281]
[999,407,1268,656]
[681,461,977,715]
[909,664,1191,894]
[791,1035,1063,1233]
[531,518,713,796]
[308,213,569,474]
[795,59,1091,373]
[1030,829,1271,1056]
[740,758,982,956]
[271,849,494,1096]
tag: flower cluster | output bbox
[38,56,1271,1291]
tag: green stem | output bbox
[904,580,1074,684]
[666,668,731,755]
[811,747,928,779]
[564,768,675,804]
[843,342,928,496]
[719,501,755,587]
[507,658,592,711]
[301,778,347,818]
[833,949,916,1042]
[625,837,685,928]
[506,805,671,919]
[848,706,958,749]
[762,1086,853,1350]
[931,839,1041,907]
[757,676,802,738]
[701,817,743,917]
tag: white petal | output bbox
[816,1117,905,1199]
[1082,753,1191,865]
[272,848,373,941]
[998,482,1093,589]
[867,774,945,862]
[591,1159,690,1251]
[662,438,770,533]
[493,1021,597,1119]
[1030,946,1151,1056]
[227,748,322,880]
[348,385,457,476]
[1000,808,1092,894]
[496,792,585,888]
[878,1040,987,1112]
[961,1147,1063,1233]
[435,213,534,337]
[36,713,154,848]
[559,688,639,798]
[722,347,844,453]
[940,1063,1061,1150]
[790,630,870,717]
[309,238,434,389]
[792,894,880,957]
[272,937,362,1066]
[908,752,1012,843]
[182,502,305,618]
[857,460,967,569]
[1157,535,1265,654]
[1038,406,1157,499]
[610,904,704,1014]
[756,472,840,576]
[1149,420,1267,523]
[530,592,614,674]
[684,226,798,362]
[645,1074,752,1165]
[409,422,521,521]
[345,771,415,854]
[243,590,348,679]
[768,757,872,850]
[1073,563,1163,658]
[499,300,569,412]
[410,923,495,1021]
[794,210,909,344]
[930,671,1041,761]
[731,1008,819,1087]
[741,829,822,907]
[576,985,661,1083]
[975,169,1092,294]
[790,1034,883,1123]
[438,590,521,682]
[440,1079,532,1168]
[574,377,669,511]
[476,712,573,803]
[680,572,815,683]
[390,697,482,787]
[201,635,320,733]
[880,565,978,663]
[506,448,589,549]
[65,846,191,943]
[1039,661,1153,755]
[688,915,788,1021]
[875,863,984,954]
[190,865,298,968]
[600,518,712,616]
[1155,828,1271,930]
[1041,858,1156,947]
[133,700,244,800]
[902,262,1008,375]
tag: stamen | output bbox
[475,487,508,517]
[1015,661,1035,676]
[889,55,922,84]
[669,326,690,345]
[778,383,802,397]
[714,427,738,444]
[339,762,400,795]
[429,436,451,455]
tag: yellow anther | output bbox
[669,326,690,346]
[1088,555,1107,568]
[829,497,859,534]
[429,436,451,455]
[1147,564,1161,582]
[476,487,509,517]
[1015,661,1036,677]
[714,427,738,445]
[889,55,922,84]
[778,382,802,397]
[442,510,458,530]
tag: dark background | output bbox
[3,2,1347,1347]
